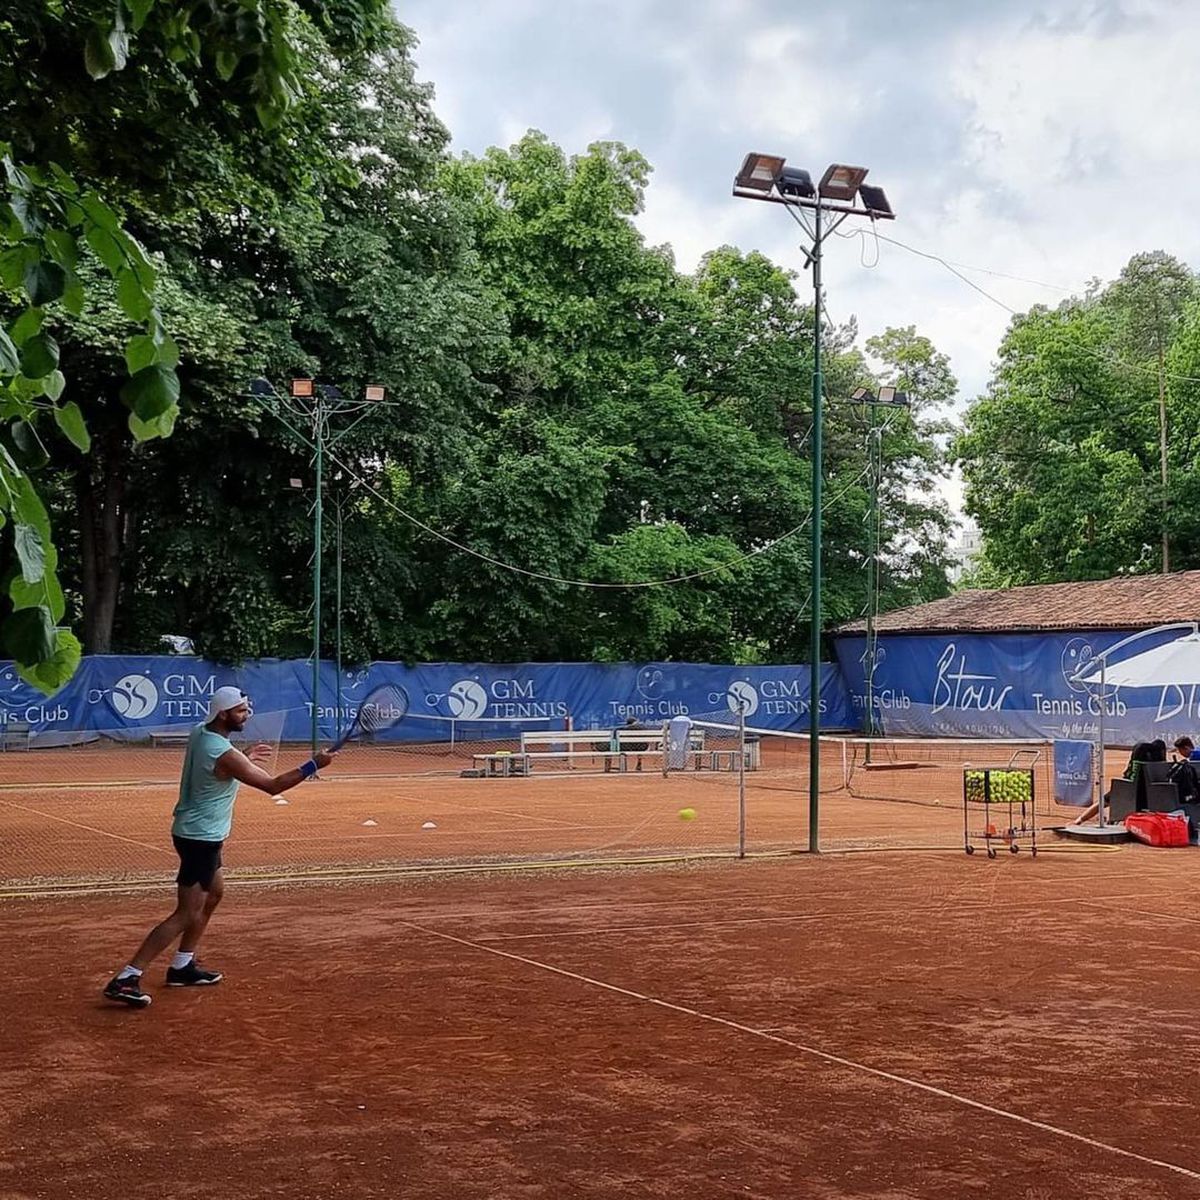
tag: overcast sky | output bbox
[397,0,1200,515]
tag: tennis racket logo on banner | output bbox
[109,674,160,720]
[725,681,759,717]
[447,680,488,720]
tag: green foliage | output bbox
[7,5,955,671]
[955,253,1200,585]
[0,0,392,683]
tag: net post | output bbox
[661,720,670,778]
[737,706,746,859]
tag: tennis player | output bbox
[103,685,334,1008]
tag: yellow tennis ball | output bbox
[678,807,697,822]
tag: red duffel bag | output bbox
[1125,811,1191,847]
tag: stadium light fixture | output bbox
[733,151,896,855]
[818,164,868,201]
[734,152,786,192]
[364,384,386,402]
[858,183,894,219]
[290,378,315,399]
[778,166,815,199]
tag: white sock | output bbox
[117,965,142,980]
[171,951,195,970]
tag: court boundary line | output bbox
[406,920,1200,1184]
[471,892,1185,942]
[0,852,1170,904]
[0,797,172,856]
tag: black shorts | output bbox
[172,835,224,890]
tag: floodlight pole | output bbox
[335,487,344,736]
[246,378,385,756]
[310,398,325,755]
[808,199,824,852]
[732,154,893,855]
[864,412,881,748]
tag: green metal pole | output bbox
[335,493,343,732]
[864,415,879,749]
[311,400,323,756]
[809,200,823,854]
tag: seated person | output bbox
[1071,738,1166,824]
[1170,737,1200,803]
[1174,735,1200,762]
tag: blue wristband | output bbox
[299,759,318,780]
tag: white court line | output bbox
[469,899,1129,942]
[405,919,1200,1184]
[1111,907,1200,927]
[0,797,172,856]
[460,887,1185,941]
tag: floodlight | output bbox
[850,387,871,401]
[777,166,815,199]
[877,387,910,407]
[364,384,386,402]
[734,152,785,192]
[858,183,894,218]
[288,478,304,490]
[317,383,344,401]
[247,378,274,397]
[818,164,868,201]
[290,378,315,399]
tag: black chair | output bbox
[1105,760,1177,821]
[1140,761,1181,812]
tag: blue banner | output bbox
[1053,739,1094,806]
[833,628,1196,745]
[0,657,856,742]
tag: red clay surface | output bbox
[3,847,1200,1199]
[0,740,1079,887]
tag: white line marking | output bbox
[0,797,171,855]
[405,920,1200,1183]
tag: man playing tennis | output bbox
[103,685,334,1008]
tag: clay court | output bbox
[0,733,1075,890]
[3,845,1199,1200]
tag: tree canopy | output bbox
[6,5,959,683]
[954,252,1200,585]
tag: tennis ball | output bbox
[678,807,697,822]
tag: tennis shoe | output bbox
[103,974,152,1008]
[166,961,223,987]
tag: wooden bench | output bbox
[472,752,532,778]
[520,730,622,752]
[0,719,30,751]
[474,748,666,775]
[149,730,191,747]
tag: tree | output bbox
[0,0,391,684]
[863,326,957,611]
[953,262,1197,584]
[1101,252,1197,572]
[61,17,503,660]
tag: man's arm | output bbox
[215,748,335,795]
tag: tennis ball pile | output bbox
[965,769,1032,805]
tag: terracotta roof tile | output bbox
[837,571,1200,635]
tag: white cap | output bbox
[207,685,249,721]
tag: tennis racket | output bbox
[330,685,410,751]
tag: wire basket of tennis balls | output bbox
[962,767,1034,806]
